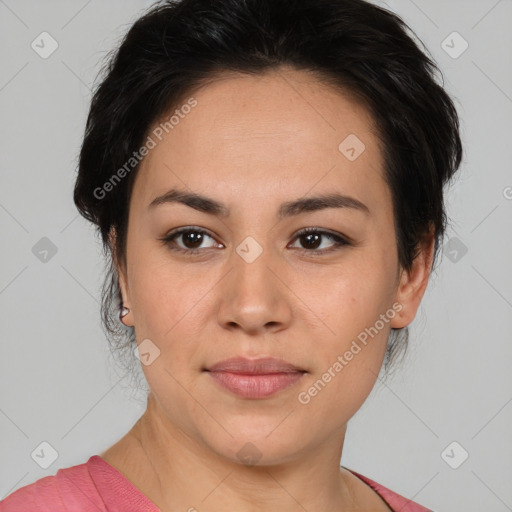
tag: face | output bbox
[115,66,431,466]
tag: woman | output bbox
[0,0,461,510]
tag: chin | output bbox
[199,419,308,467]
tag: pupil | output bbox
[184,231,203,248]
[303,233,320,249]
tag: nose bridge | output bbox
[232,234,277,301]
[216,233,292,333]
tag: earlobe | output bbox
[117,266,134,327]
[390,229,435,329]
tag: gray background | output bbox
[1,0,511,510]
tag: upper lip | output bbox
[206,357,305,374]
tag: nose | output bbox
[216,241,293,335]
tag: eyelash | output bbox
[159,226,351,256]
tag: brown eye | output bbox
[178,230,205,249]
[159,226,350,256]
[160,227,220,254]
[289,228,350,254]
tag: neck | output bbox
[123,393,358,512]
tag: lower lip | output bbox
[207,371,305,399]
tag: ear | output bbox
[109,227,134,327]
[390,227,436,329]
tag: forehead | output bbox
[132,67,388,214]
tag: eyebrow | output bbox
[148,188,370,218]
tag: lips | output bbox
[206,356,305,374]
[205,357,306,399]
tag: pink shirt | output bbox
[0,455,433,511]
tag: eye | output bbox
[159,227,221,254]
[288,227,350,254]
[159,226,351,256]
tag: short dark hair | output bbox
[73,0,462,384]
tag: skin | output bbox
[101,65,435,512]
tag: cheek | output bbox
[292,253,395,404]
[128,248,204,334]
[298,254,396,346]
[127,251,218,380]
[299,354,383,426]
[128,260,208,406]
[293,297,389,431]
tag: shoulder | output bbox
[0,457,105,512]
[347,468,435,512]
